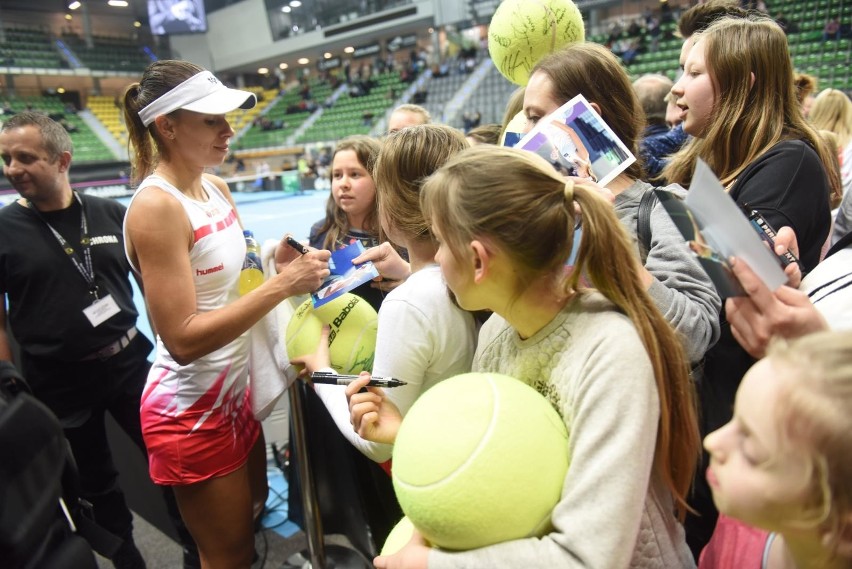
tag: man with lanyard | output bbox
[0,112,197,568]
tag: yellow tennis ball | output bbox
[488,0,585,86]
[285,292,378,374]
[391,372,570,551]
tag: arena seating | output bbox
[1,27,65,69]
[2,95,115,163]
[296,71,404,143]
[59,33,162,72]
[238,80,333,150]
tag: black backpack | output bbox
[0,361,104,569]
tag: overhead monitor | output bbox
[148,0,208,35]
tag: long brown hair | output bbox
[663,17,842,197]
[421,146,700,519]
[316,135,382,250]
[122,60,204,184]
[531,42,645,181]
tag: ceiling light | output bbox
[324,52,332,59]
[68,1,81,9]
[298,57,309,65]
[281,6,290,12]
[65,13,73,20]
[133,20,142,28]
[279,63,288,69]
[344,46,354,53]
[57,87,66,94]
[107,0,129,6]
[258,67,269,74]
[290,0,302,6]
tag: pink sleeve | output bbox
[699,515,770,569]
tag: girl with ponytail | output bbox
[360,145,700,569]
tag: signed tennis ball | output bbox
[391,372,570,551]
[488,0,585,86]
[285,292,377,374]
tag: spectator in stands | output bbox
[411,87,427,104]
[461,110,482,133]
[824,17,842,41]
[664,16,839,559]
[122,59,329,568]
[58,117,79,133]
[466,123,502,146]
[387,104,430,133]
[795,72,819,117]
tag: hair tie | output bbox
[563,180,574,203]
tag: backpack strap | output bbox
[637,188,659,264]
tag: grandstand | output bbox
[0,0,848,171]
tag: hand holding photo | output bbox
[655,159,788,298]
[516,93,635,187]
[311,241,380,308]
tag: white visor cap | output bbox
[138,70,257,127]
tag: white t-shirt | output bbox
[315,265,477,461]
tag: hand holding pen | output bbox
[311,370,407,388]
[340,373,405,445]
[273,234,330,293]
[285,235,310,255]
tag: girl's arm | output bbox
[644,196,722,362]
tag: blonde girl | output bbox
[304,125,477,463]
[701,331,852,569]
[366,145,700,568]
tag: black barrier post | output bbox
[281,382,371,569]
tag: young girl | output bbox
[298,124,478,462]
[354,145,701,568]
[663,17,839,549]
[700,331,852,569]
[122,60,329,567]
[307,135,389,311]
[524,42,721,364]
[664,17,837,272]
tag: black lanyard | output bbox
[27,191,99,299]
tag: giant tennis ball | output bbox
[488,0,585,86]
[285,293,377,374]
[391,372,570,551]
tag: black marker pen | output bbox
[311,371,407,388]
[285,235,310,255]
[739,203,799,268]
